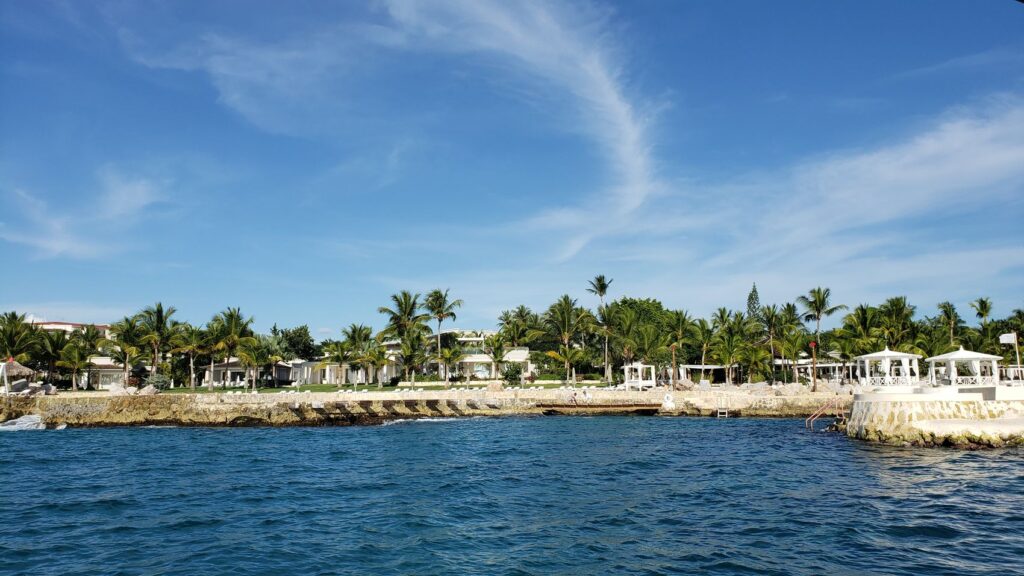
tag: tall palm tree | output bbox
[545,345,587,387]
[171,324,208,391]
[57,343,92,391]
[109,316,145,386]
[138,302,177,376]
[587,275,613,382]
[665,310,692,388]
[936,301,963,347]
[342,323,374,383]
[779,329,808,385]
[689,319,716,382]
[796,287,847,391]
[398,334,429,382]
[424,289,463,378]
[543,295,593,381]
[483,333,507,379]
[74,324,106,390]
[360,341,389,387]
[378,291,430,341]
[760,304,781,382]
[797,287,847,339]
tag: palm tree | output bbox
[483,333,507,379]
[342,324,374,383]
[841,304,883,355]
[545,345,587,387]
[878,296,915,350]
[971,297,993,329]
[424,289,463,378]
[109,316,145,386]
[378,291,430,341]
[688,319,716,382]
[779,329,808,384]
[796,287,847,391]
[665,310,692,388]
[740,345,772,384]
[107,342,144,387]
[36,329,70,384]
[0,312,38,363]
[237,339,269,392]
[543,295,593,381]
[437,344,466,383]
[587,275,613,382]
[360,342,389,388]
[936,301,963,347]
[57,343,92,391]
[398,334,429,383]
[211,307,255,388]
[321,340,354,388]
[712,332,744,385]
[759,304,781,382]
[171,324,208,391]
[138,302,177,375]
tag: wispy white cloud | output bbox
[895,47,1024,79]
[118,0,659,260]
[1,302,134,324]
[0,166,165,259]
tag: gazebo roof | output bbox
[925,346,1003,363]
[854,347,921,361]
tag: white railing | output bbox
[862,376,918,386]
[954,376,995,386]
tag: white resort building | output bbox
[925,347,1004,387]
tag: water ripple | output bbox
[1,418,1022,575]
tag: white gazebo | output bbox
[925,347,1002,387]
[622,362,656,390]
[855,347,922,387]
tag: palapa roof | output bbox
[3,360,35,377]
[926,346,1003,363]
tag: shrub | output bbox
[502,363,523,387]
[144,373,173,390]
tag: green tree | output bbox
[543,295,593,381]
[936,301,963,347]
[57,343,92,391]
[138,302,177,376]
[746,283,761,321]
[378,290,430,341]
[0,312,38,363]
[211,307,255,388]
[665,310,692,388]
[36,329,70,384]
[796,287,847,391]
[171,324,209,391]
[587,274,613,382]
[688,318,716,382]
[322,340,355,388]
[483,333,507,379]
[424,289,463,378]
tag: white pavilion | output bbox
[622,361,657,390]
[855,347,922,387]
[925,346,1003,387]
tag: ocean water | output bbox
[1,418,1022,576]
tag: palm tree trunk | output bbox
[207,356,215,391]
[189,354,196,391]
[671,346,677,389]
[71,371,78,391]
[153,343,159,376]
[700,349,707,381]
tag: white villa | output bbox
[622,361,657,389]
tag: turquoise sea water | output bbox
[1,417,1022,575]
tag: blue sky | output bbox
[2,0,1023,336]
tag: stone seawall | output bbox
[1,389,849,428]
[847,396,1024,448]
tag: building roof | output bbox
[855,347,922,361]
[926,346,1003,362]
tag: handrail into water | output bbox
[805,397,844,431]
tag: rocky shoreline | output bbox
[1,388,848,428]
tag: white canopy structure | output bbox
[855,347,921,387]
[925,347,1003,387]
[622,362,656,390]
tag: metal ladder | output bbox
[716,395,729,418]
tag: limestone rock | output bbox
[0,415,45,431]
[138,385,159,396]
[10,379,29,393]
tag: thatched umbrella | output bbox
[5,360,35,379]
[3,359,35,394]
